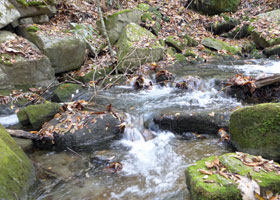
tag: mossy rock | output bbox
[175,53,186,63]
[76,66,113,83]
[137,3,150,11]
[184,49,197,58]
[165,36,187,53]
[202,38,241,55]
[0,124,34,199]
[229,103,280,161]
[185,154,241,200]
[52,83,83,103]
[185,34,199,47]
[17,102,61,130]
[98,9,142,45]
[263,44,280,57]
[186,152,280,200]
[166,47,176,56]
[141,12,153,22]
[116,23,163,72]
[189,0,241,15]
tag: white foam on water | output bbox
[111,130,186,199]
[218,60,280,76]
[0,114,19,127]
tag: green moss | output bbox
[230,103,280,160]
[166,47,176,56]
[185,155,241,200]
[26,25,39,33]
[0,53,23,65]
[17,103,61,130]
[220,153,280,193]
[202,38,241,55]
[184,49,197,57]
[141,12,153,22]
[137,3,150,11]
[186,153,280,200]
[52,83,83,103]
[175,53,186,63]
[0,124,33,199]
[17,0,54,7]
[165,36,186,52]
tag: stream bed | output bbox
[4,59,279,200]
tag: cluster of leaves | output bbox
[227,74,256,93]
[0,89,45,106]
[199,153,280,199]
[0,37,42,63]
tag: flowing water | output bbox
[4,59,279,200]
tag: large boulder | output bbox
[37,111,122,150]
[0,124,34,199]
[98,9,142,45]
[189,0,241,15]
[9,0,56,18]
[185,152,280,200]
[0,31,56,90]
[17,25,86,73]
[154,109,230,134]
[230,103,280,161]
[249,10,280,49]
[202,38,241,55]
[116,23,163,72]
[0,0,21,29]
[17,102,61,130]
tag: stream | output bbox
[2,59,280,200]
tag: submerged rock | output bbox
[0,0,21,29]
[185,152,280,200]
[0,124,34,199]
[154,109,230,135]
[17,25,86,73]
[188,0,241,15]
[116,23,163,72]
[17,102,61,130]
[230,103,280,161]
[98,9,142,45]
[0,31,56,90]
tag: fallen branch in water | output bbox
[7,129,40,140]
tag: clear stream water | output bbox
[2,59,279,200]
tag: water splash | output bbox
[112,130,185,199]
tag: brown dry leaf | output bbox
[203,180,216,183]
[198,169,213,175]
[205,161,214,169]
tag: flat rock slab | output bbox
[154,109,230,134]
[36,112,122,151]
[0,31,56,90]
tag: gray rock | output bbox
[263,44,280,57]
[32,14,49,24]
[249,10,280,48]
[19,17,34,25]
[98,9,142,45]
[17,25,86,73]
[154,109,230,134]
[189,0,241,15]
[0,0,21,29]
[36,112,122,151]
[9,0,56,18]
[0,31,56,90]
[202,38,241,55]
[51,83,85,103]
